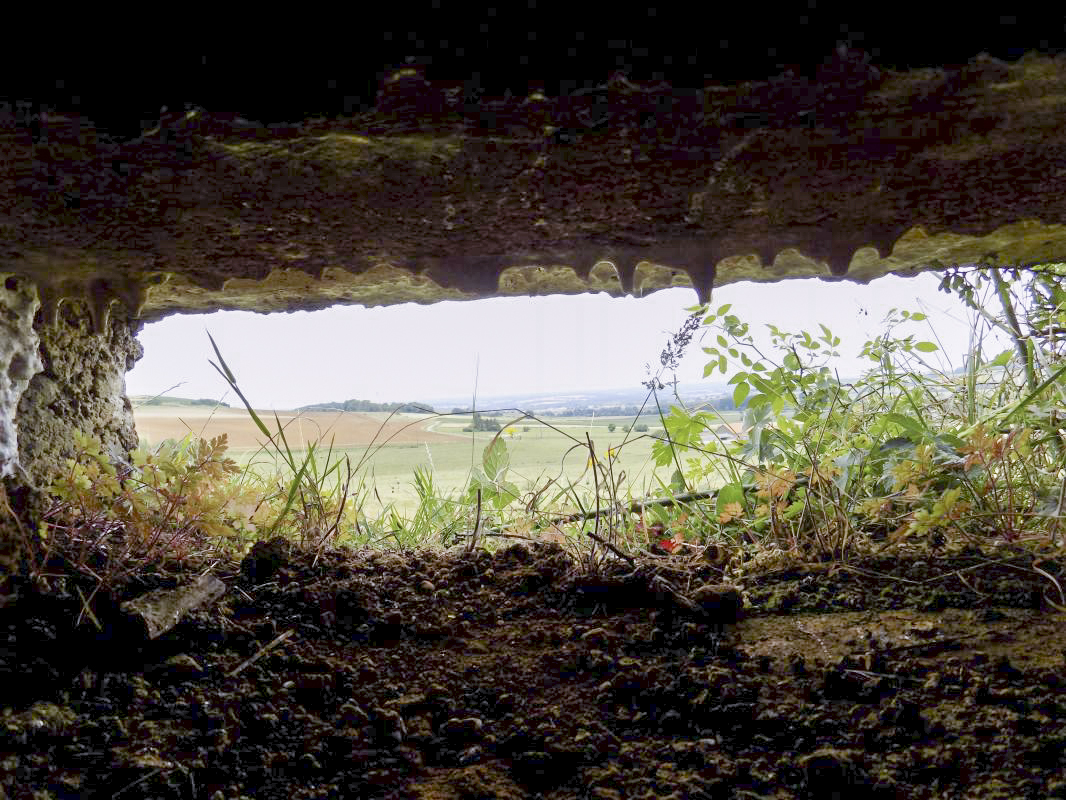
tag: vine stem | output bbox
[991,267,1038,393]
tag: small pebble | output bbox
[163,654,204,678]
[581,626,611,648]
[374,707,407,744]
[459,745,483,765]
[441,716,484,741]
[339,702,369,725]
[692,584,744,622]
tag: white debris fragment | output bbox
[1,276,43,479]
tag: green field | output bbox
[222,411,739,516]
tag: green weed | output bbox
[640,265,1065,577]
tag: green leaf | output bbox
[269,455,312,535]
[771,395,785,416]
[883,412,928,440]
[206,332,276,447]
[876,436,915,456]
[987,350,1013,368]
[717,335,729,347]
[482,437,510,481]
[994,360,1066,428]
[914,341,939,353]
[733,382,750,407]
[716,303,732,316]
[670,468,686,492]
[715,481,746,517]
[748,373,773,394]
[783,353,801,371]
[206,331,236,384]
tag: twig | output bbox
[1050,469,1066,546]
[918,557,1015,585]
[1031,559,1066,608]
[542,485,754,528]
[843,669,919,684]
[586,433,603,572]
[227,628,295,677]
[861,627,1010,658]
[75,584,103,632]
[468,488,482,555]
[649,573,700,615]
[585,531,635,565]
[112,767,165,799]
[830,564,922,585]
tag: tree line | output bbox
[298,393,740,418]
[299,399,436,413]
[537,394,740,418]
[137,397,230,407]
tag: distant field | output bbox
[133,405,459,450]
[132,404,738,514]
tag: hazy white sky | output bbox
[126,272,1006,410]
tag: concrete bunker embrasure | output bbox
[3,51,1066,559]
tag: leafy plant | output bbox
[466,435,521,517]
[643,267,1065,567]
[36,430,262,624]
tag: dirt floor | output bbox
[2,536,1065,800]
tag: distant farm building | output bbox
[711,422,747,442]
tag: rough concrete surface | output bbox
[0,276,42,480]
[13,301,142,491]
[2,53,1065,325]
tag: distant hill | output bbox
[429,382,732,416]
[131,396,230,408]
[298,399,437,413]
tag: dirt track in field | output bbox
[4,535,1066,799]
[133,407,461,451]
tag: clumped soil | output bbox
[2,537,1065,799]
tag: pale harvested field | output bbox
[133,406,459,451]
[132,404,733,514]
